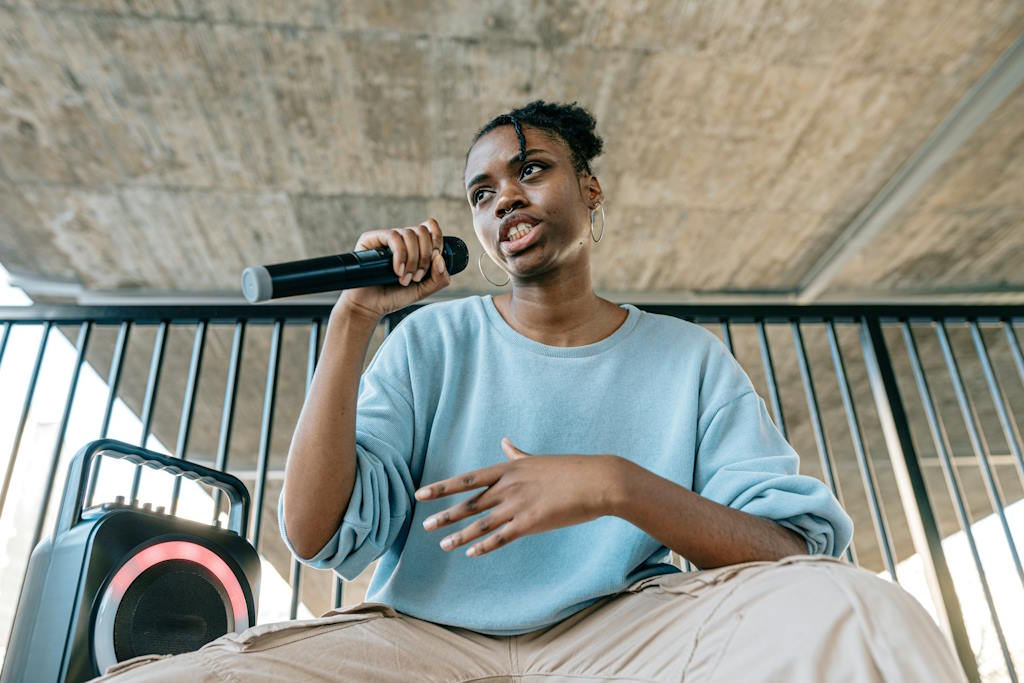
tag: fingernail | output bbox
[401,273,412,286]
[466,547,477,557]
[413,268,425,282]
[397,263,406,277]
[441,538,453,550]
[423,517,436,530]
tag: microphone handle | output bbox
[243,236,467,302]
[264,248,396,299]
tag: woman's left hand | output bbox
[415,439,623,557]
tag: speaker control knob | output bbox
[155,506,166,515]
[142,502,152,511]
[114,495,125,505]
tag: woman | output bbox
[95,102,966,682]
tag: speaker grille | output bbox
[112,559,231,660]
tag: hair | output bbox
[467,100,604,175]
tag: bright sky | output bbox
[0,264,1020,679]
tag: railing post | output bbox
[859,318,979,683]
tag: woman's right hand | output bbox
[335,218,452,323]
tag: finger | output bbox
[415,249,450,295]
[412,223,434,281]
[425,218,443,253]
[384,231,408,279]
[415,465,504,501]
[352,231,377,252]
[501,438,531,460]
[423,489,498,531]
[397,228,420,286]
[466,522,522,557]
[440,508,515,553]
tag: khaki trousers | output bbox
[92,555,968,682]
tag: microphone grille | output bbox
[442,236,470,276]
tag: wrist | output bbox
[599,455,636,519]
[331,297,383,329]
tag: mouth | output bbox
[500,220,541,255]
[499,214,540,242]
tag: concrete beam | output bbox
[796,30,1024,304]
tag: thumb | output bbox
[502,437,531,460]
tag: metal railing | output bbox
[1,302,1023,682]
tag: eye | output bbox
[521,161,544,178]
[471,188,490,206]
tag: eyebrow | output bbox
[466,148,549,192]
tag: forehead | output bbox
[464,125,569,184]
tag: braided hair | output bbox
[467,100,604,176]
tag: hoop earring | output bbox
[590,204,606,243]
[478,251,510,287]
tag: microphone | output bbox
[241,236,469,303]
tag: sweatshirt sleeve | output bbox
[278,328,417,580]
[693,390,854,557]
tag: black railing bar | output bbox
[902,322,1016,679]
[2,303,1023,325]
[0,322,10,368]
[250,320,283,550]
[756,321,788,440]
[1005,321,1024,390]
[969,322,1024,490]
[936,321,1024,590]
[86,322,132,507]
[719,320,734,354]
[791,321,857,565]
[31,322,91,550]
[333,314,348,609]
[333,574,344,610]
[170,321,208,515]
[0,322,52,517]
[860,318,979,682]
[0,305,337,324]
[129,321,168,505]
[212,321,246,524]
[826,321,899,582]
[290,319,323,620]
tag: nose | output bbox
[494,185,526,218]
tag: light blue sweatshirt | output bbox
[279,295,853,635]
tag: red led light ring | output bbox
[93,540,250,673]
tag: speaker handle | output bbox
[57,439,251,538]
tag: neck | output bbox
[494,260,622,347]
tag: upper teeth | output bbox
[508,224,533,241]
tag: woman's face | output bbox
[464,124,601,282]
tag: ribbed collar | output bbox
[481,294,641,358]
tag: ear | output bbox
[585,175,604,210]
[501,438,532,460]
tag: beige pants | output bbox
[92,555,967,682]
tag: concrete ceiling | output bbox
[0,0,1022,303]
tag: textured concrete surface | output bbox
[0,1,1022,299]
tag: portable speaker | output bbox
[1,439,261,683]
